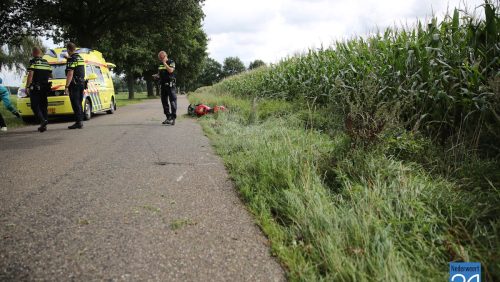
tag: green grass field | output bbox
[188,4,499,280]
[189,88,499,281]
[115,92,159,107]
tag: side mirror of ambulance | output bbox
[86,73,98,80]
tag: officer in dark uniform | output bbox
[157,51,177,125]
[64,42,86,129]
[25,46,52,132]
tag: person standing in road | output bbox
[64,42,86,129]
[156,51,177,126]
[26,47,52,132]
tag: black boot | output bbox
[68,122,83,129]
[38,120,48,132]
[170,119,175,126]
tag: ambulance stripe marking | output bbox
[94,93,100,111]
[97,92,102,111]
[97,92,103,110]
[96,93,101,111]
[94,93,99,111]
[83,94,87,109]
[90,93,96,111]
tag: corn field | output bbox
[193,2,500,280]
[215,2,500,154]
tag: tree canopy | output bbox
[1,0,208,98]
[196,57,223,87]
[249,59,266,70]
[222,57,246,77]
[0,0,45,45]
[0,37,44,72]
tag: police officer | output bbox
[25,47,52,132]
[157,51,177,125]
[64,42,86,129]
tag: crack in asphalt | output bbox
[0,96,285,281]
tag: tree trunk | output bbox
[155,81,160,97]
[146,76,154,97]
[127,74,135,100]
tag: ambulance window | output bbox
[51,64,67,79]
[85,65,93,77]
[93,66,105,85]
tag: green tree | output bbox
[0,0,45,45]
[249,59,266,70]
[98,32,154,99]
[98,0,207,98]
[148,1,208,94]
[13,0,207,99]
[33,0,154,47]
[196,57,223,87]
[222,57,246,78]
[112,75,127,92]
[0,37,44,72]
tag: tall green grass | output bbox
[214,3,500,155]
[190,89,499,281]
[189,3,499,281]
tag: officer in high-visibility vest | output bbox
[157,51,177,125]
[25,46,52,132]
[64,42,86,129]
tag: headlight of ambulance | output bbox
[17,88,27,98]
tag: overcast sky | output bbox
[204,0,484,66]
[1,0,485,86]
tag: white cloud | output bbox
[1,0,486,86]
[203,0,485,66]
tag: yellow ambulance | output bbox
[17,48,117,121]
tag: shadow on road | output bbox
[0,133,64,151]
[0,113,112,151]
[22,112,110,125]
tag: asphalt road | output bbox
[0,96,284,281]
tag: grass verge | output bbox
[189,89,499,281]
[115,92,159,107]
[0,95,24,129]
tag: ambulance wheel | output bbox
[106,97,116,114]
[83,98,92,121]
